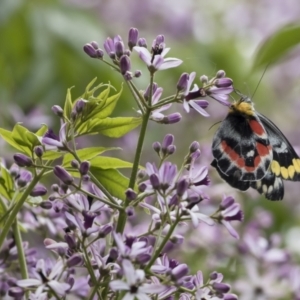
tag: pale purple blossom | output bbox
[110,259,166,300]
[17,259,70,297]
[134,46,182,72]
[182,72,209,117]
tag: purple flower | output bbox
[13,153,33,167]
[212,195,243,239]
[41,123,67,150]
[134,36,182,73]
[203,70,234,106]
[103,35,123,58]
[139,85,181,124]
[182,72,209,117]
[110,259,166,300]
[17,259,70,297]
[113,232,151,261]
[53,166,73,185]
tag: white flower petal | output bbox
[158,58,183,70]
[183,100,190,113]
[123,293,135,300]
[221,220,239,239]
[189,101,210,117]
[47,281,70,296]
[161,48,170,57]
[122,259,138,285]
[17,279,41,287]
[139,283,166,294]
[110,280,130,291]
[134,47,152,65]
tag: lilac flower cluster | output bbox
[3,26,292,300]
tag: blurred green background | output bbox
[1,0,300,293]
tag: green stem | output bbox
[125,81,145,113]
[0,168,47,249]
[144,217,180,272]
[115,109,151,233]
[13,221,28,279]
[82,243,102,299]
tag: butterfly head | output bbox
[229,92,255,117]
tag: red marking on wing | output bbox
[256,142,271,157]
[221,141,239,161]
[249,119,266,136]
[220,141,270,174]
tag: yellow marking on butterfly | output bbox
[271,160,281,176]
[280,167,289,179]
[288,165,295,179]
[293,158,300,173]
[230,101,254,116]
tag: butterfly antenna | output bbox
[209,120,223,131]
[251,63,270,100]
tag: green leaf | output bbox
[11,124,32,148]
[64,87,74,119]
[0,128,29,154]
[42,150,65,161]
[90,156,132,169]
[253,23,300,69]
[62,147,120,166]
[35,124,48,137]
[0,163,14,201]
[78,117,142,138]
[94,84,123,119]
[90,167,129,200]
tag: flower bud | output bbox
[162,134,174,150]
[30,185,48,197]
[34,146,44,158]
[115,41,125,58]
[8,287,24,298]
[216,70,226,78]
[189,141,200,153]
[177,73,189,92]
[167,145,176,155]
[67,254,83,267]
[98,224,113,238]
[137,37,147,48]
[125,206,135,217]
[161,113,181,124]
[149,174,160,189]
[125,188,137,201]
[200,75,208,84]
[79,161,90,176]
[83,43,98,58]
[17,170,32,187]
[71,160,79,169]
[119,55,131,75]
[134,70,142,78]
[152,141,161,154]
[9,164,19,177]
[176,178,188,197]
[52,105,64,117]
[214,78,233,88]
[128,28,139,50]
[13,153,33,167]
[75,99,86,114]
[53,166,74,185]
[90,41,99,49]
[220,196,235,210]
[171,264,189,281]
[40,201,52,209]
[212,282,231,293]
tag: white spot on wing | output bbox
[246,150,255,157]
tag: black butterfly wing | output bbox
[212,112,272,182]
[258,112,300,181]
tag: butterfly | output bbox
[211,93,300,200]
